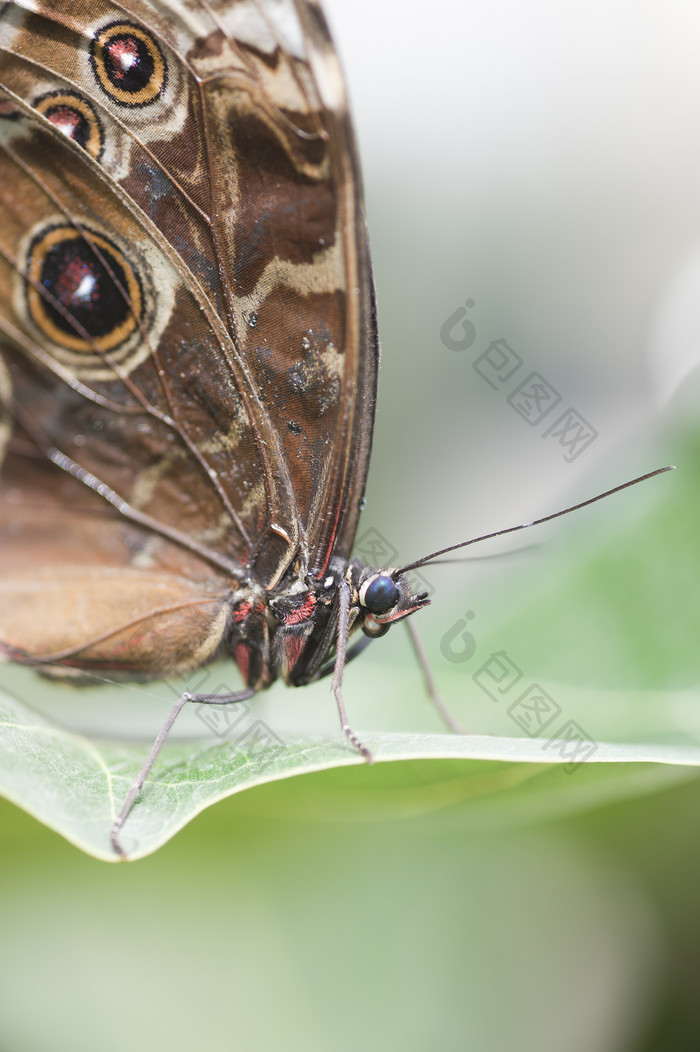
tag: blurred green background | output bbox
[3,0,700,1048]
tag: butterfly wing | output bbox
[0,0,377,673]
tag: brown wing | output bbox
[0,0,377,671]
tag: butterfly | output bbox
[0,0,671,855]
[0,0,450,853]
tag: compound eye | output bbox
[360,574,399,615]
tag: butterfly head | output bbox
[354,565,431,639]
[265,558,430,688]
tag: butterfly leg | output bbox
[111,687,255,857]
[403,619,467,733]
[315,633,374,681]
[332,581,373,763]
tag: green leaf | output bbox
[0,682,698,861]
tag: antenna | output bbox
[396,466,675,576]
